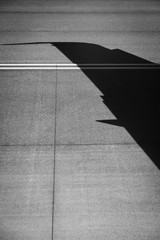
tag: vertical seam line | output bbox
[51,68,57,240]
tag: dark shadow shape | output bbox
[96,119,123,127]
[53,42,160,170]
[1,41,160,169]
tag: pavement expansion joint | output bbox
[0,143,137,147]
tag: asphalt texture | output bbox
[0,1,160,240]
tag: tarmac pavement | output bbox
[0,1,160,240]
[0,0,160,63]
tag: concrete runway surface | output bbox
[0,1,160,240]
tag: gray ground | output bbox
[0,1,160,240]
[0,0,160,63]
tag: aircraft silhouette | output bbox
[1,42,160,169]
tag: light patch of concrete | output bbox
[0,0,160,63]
[0,70,56,145]
[54,144,160,240]
[0,44,71,64]
[0,146,54,240]
[0,0,160,13]
[0,12,159,32]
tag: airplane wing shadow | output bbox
[53,42,160,170]
[1,41,160,169]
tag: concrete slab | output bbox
[0,70,56,145]
[0,0,160,63]
[1,0,160,13]
[56,70,134,145]
[54,144,160,240]
[0,44,71,63]
[0,12,160,33]
[0,146,54,240]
